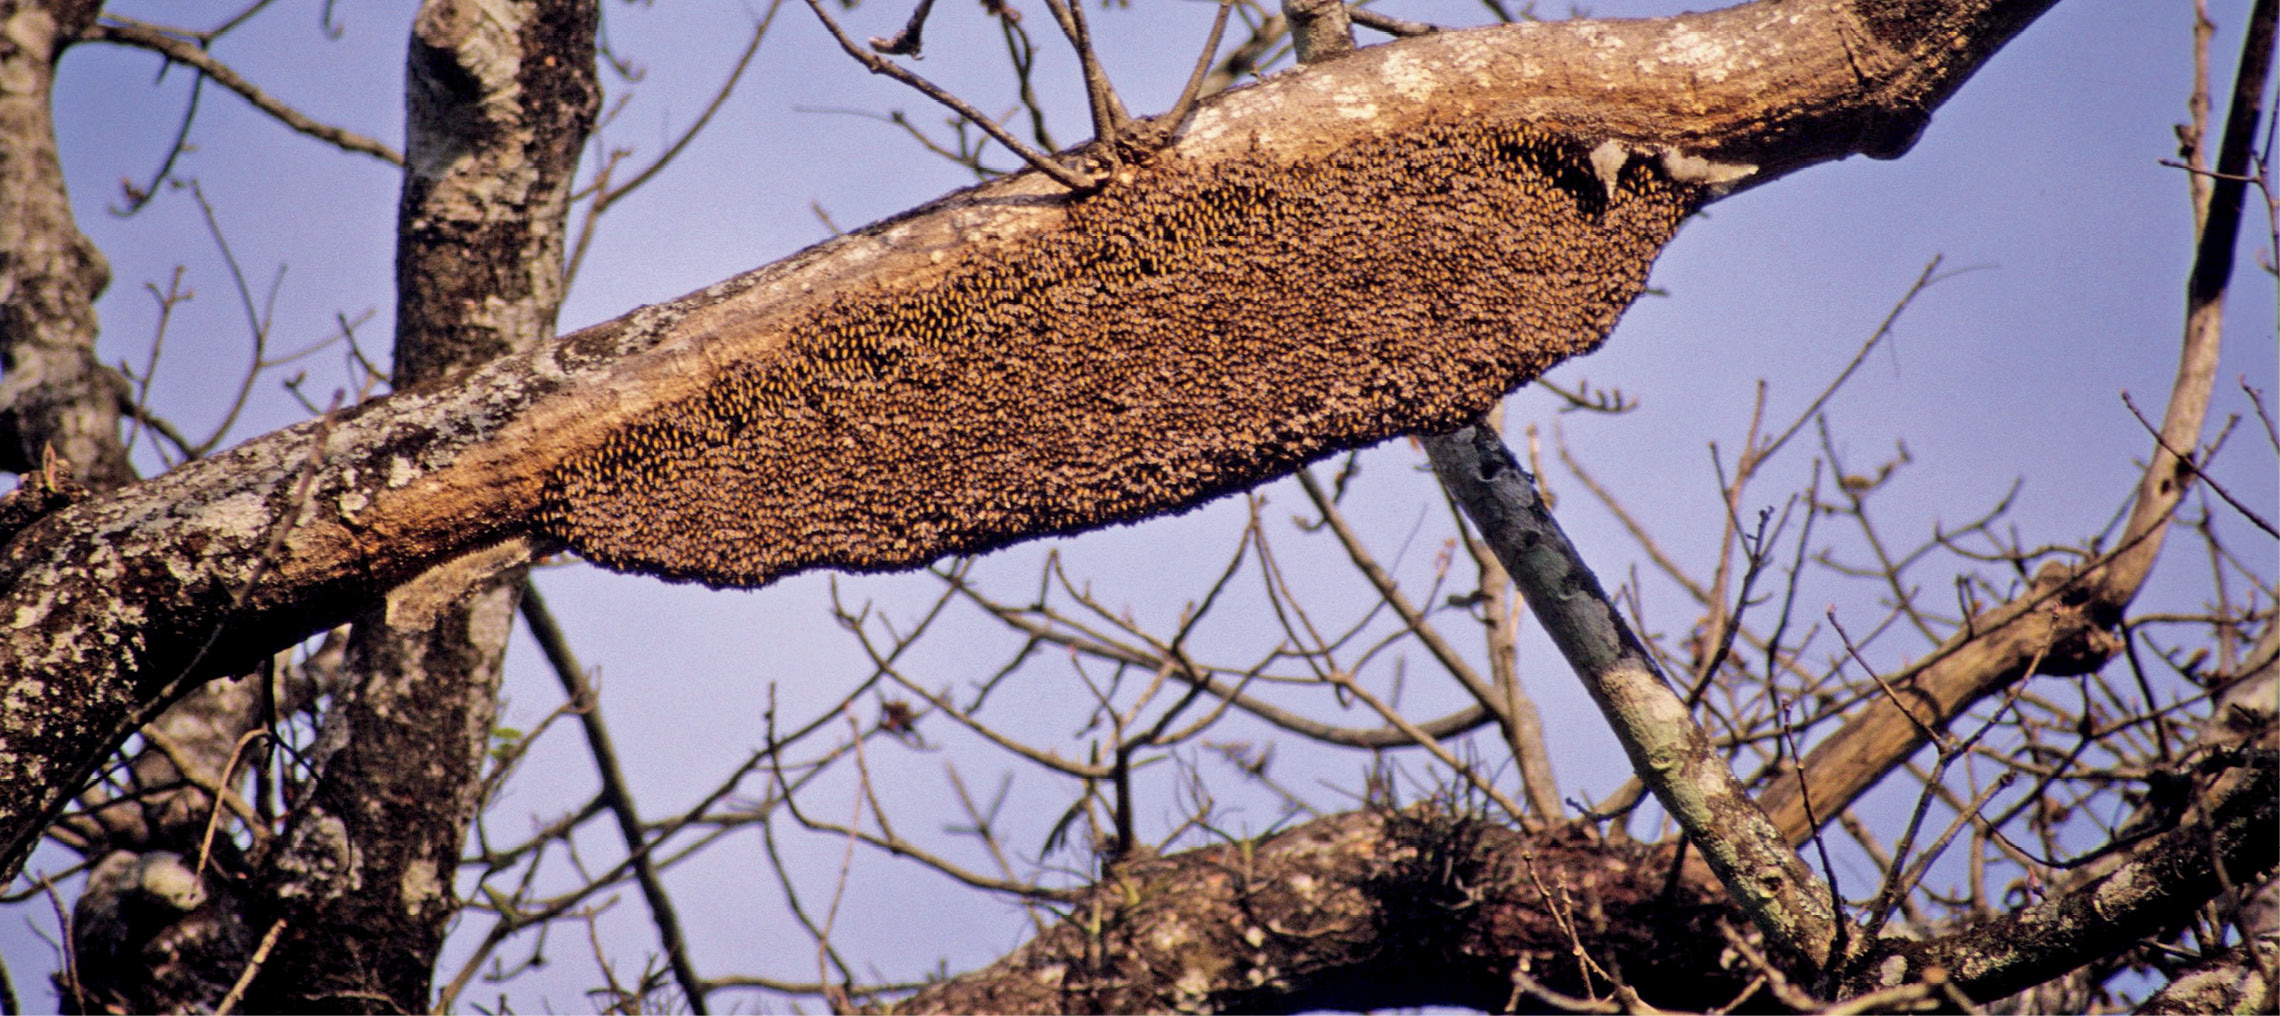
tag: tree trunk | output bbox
[241,2,598,1011]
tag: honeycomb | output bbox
[538,121,1698,587]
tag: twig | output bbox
[212,918,286,1016]
[867,0,937,55]
[1161,1,1234,137]
[800,0,1093,190]
[1754,256,1972,469]
[2121,393,2274,537]
[564,1,782,289]
[110,73,204,215]
[1349,8,1438,37]
[1040,0,1126,149]
[1295,470,1510,722]
[519,586,710,1014]
[86,20,402,165]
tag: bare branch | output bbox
[85,19,403,166]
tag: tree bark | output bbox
[1424,424,1840,966]
[0,0,130,490]
[889,809,1754,1015]
[881,777,2278,1013]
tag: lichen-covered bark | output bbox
[240,1,598,1012]
[883,775,2279,1014]
[0,0,131,489]
[2136,938,2280,1015]
[1,14,291,1008]
[888,809,1752,1015]
[0,0,2066,886]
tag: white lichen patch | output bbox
[3,678,46,710]
[1176,103,1232,148]
[206,491,272,542]
[337,489,370,516]
[1150,921,1194,954]
[401,856,442,911]
[1,9,58,93]
[388,454,418,489]
[10,590,52,630]
[1879,953,1908,986]
[272,811,363,901]
[1651,24,1730,77]
[1574,22,1626,51]
[138,852,207,911]
[1172,967,1213,1006]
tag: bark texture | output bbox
[0,0,129,488]
[1425,425,1837,965]
[890,810,1754,1015]
[883,779,2277,1013]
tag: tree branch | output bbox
[0,0,2071,883]
[83,19,404,166]
[1423,424,1841,967]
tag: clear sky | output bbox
[11,0,2276,1008]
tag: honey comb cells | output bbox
[539,121,1701,587]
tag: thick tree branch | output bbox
[873,760,2276,1013]
[884,762,2278,1013]
[0,0,2066,883]
[1858,753,2278,1002]
[887,809,1749,1015]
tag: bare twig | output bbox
[866,0,937,55]
[518,586,710,1013]
[85,20,402,165]
[564,1,782,289]
[212,918,286,1016]
[800,0,1094,190]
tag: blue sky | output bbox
[11,0,2276,1008]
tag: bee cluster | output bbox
[539,120,1698,588]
